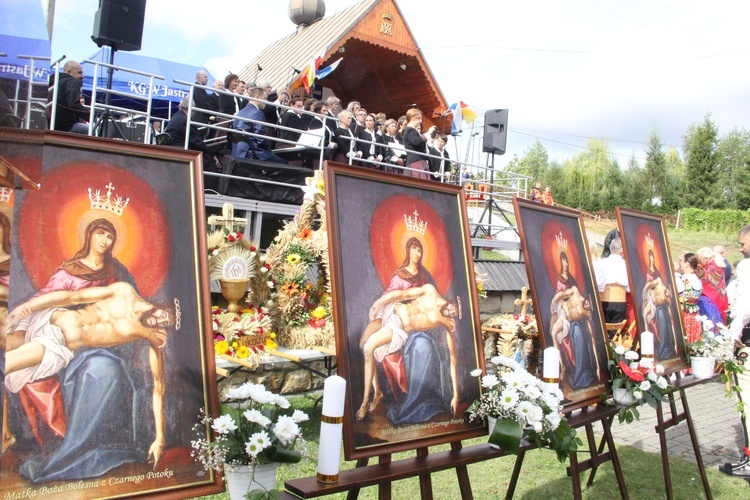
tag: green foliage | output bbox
[683,113,720,208]
[679,207,750,233]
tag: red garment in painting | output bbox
[17,267,117,445]
[380,352,408,402]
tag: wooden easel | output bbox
[652,373,715,500]
[506,404,629,500]
[282,440,539,499]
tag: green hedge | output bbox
[679,208,750,233]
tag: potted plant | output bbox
[468,356,581,462]
[192,382,308,500]
[606,341,671,423]
[687,318,744,384]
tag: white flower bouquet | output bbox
[468,356,580,462]
[192,382,308,496]
[607,341,671,423]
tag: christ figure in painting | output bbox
[4,282,179,465]
[357,283,461,421]
[549,251,600,390]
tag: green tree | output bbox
[558,138,617,211]
[661,147,685,212]
[715,127,750,209]
[505,140,549,181]
[682,114,720,208]
[643,128,666,205]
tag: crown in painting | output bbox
[645,233,654,249]
[404,210,427,235]
[88,182,129,216]
[555,231,568,251]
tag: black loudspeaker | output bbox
[91,0,146,52]
[483,109,508,155]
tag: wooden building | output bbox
[237,0,454,131]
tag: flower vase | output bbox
[224,463,278,500]
[486,416,522,453]
[612,387,635,406]
[487,416,499,449]
[219,278,250,315]
[690,356,715,379]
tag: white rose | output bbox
[656,377,669,389]
[481,374,500,389]
[639,380,651,391]
[655,364,665,374]
[614,345,626,355]
[632,389,644,400]
[624,351,640,361]
[470,368,483,378]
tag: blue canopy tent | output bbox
[0,0,51,83]
[82,47,217,118]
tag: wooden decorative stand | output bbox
[281,440,538,499]
[281,405,629,499]
[652,373,716,500]
[506,404,629,500]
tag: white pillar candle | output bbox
[317,375,346,483]
[542,347,560,391]
[640,331,655,367]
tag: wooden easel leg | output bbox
[601,415,629,499]
[346,458,369,500]
[655,397,674,500]
[378,454,392,500]
[582,423,600,484]
[679,388,713,499]
[505,450,526,500]
[451,442,474,500]
[569,450,583,500]
[416,447,434,500]
[586,416,614,487]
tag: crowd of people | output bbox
[164,71,457,180]
[592,227,750,478]
[46,63,465,182]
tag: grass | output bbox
[198,396,749,499]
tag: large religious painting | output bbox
[0,129,45,472]
[513,198,610,410]
[1,132,222,498]
[616,207,688,373]
[325,163,485,459]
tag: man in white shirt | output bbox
[594,237,630,326]
[720,225,750,478]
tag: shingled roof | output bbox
[475,261,529,292]
[237,0,451,130]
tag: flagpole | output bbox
[463,120,475,165]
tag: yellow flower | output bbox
[477,283,484,291]
[269,332,277,339]
[240,307,254,315]
[214,340,230,355]
[287,253,301,265]
[316,180,324,193]
[236,346,250,359]
[281,282,300,296]
[232,341,238,349]
[265,338,278,350]
[311,306,327,319]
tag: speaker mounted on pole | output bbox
[482,109,508,155]
[92,0,147,52]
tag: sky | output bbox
[43,0,750,170]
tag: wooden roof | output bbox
[237,0,451,130]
